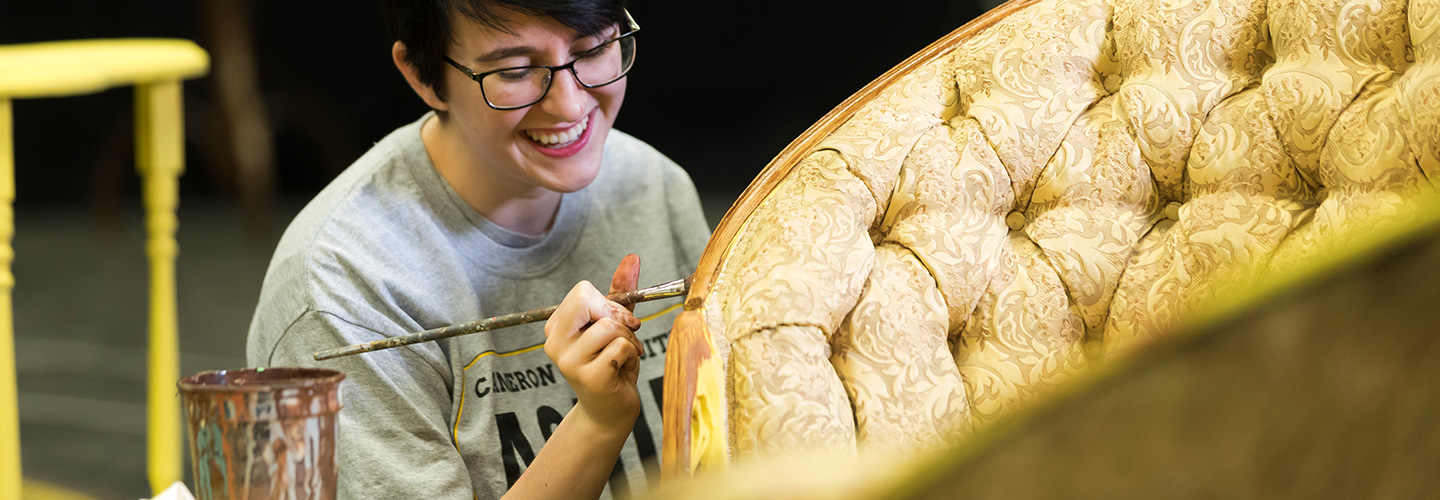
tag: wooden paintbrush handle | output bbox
[312,276,690,361]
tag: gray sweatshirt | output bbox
[247,114,710,499]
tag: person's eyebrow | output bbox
[474,45,537,63]
[472,30,614,63]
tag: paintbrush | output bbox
[312,275,691,361]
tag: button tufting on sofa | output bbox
[1164,202,1182,221]
[1005,210,1027,231]
[662,0,1440,476]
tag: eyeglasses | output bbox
[444,10,639,110]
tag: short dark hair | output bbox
[384,0,629,101]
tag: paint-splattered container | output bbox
[178,367,345,500]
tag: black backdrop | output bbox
[0,1,983,204]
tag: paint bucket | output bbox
[177,367,345,500]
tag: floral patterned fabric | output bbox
[833,243,973,452]
[699,0,1440,462]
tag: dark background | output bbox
[0,0,985,209]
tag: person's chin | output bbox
[526,149,604,193]
[524,136,608,192]
[536,164,601,193]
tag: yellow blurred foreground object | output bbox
[0,39,208,499]
[20,480,96,500]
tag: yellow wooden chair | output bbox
[0,39,209,499]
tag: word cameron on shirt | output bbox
[475,362,560,398]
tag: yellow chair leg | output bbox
[0,98,20,500]
[136,82,183,496]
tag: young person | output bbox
[246,1,710,498]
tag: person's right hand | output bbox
[543,255,646,434]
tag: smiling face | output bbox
[431,9,627,195]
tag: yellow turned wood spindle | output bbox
[0,39,206,497]
[136,81,184,496]
[0,97,20,500]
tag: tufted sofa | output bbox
[661,0,1440,476]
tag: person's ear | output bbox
[392,41,450,112]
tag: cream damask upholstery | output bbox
[661,0,1440,474]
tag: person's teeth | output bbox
[528,115,590,146]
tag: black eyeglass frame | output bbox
[443,10,640,110]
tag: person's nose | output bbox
[539,67,587,122]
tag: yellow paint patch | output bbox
[22,480,97,500]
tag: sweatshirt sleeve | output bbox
[265,310,476,500]
[662,161,713,275]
